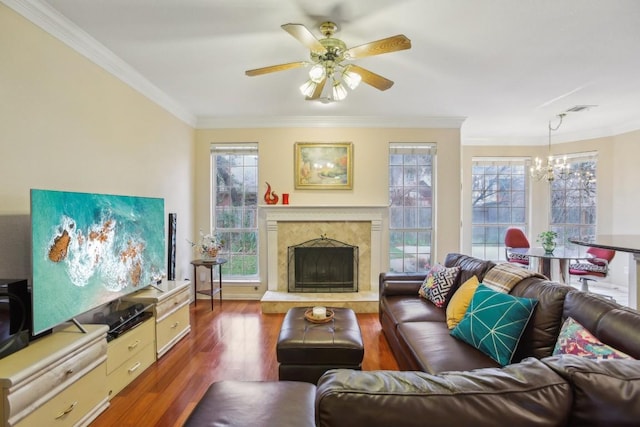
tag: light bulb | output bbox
[342,66,362,90]
[332,81,348,101]
[308,64,326,83]
[299,80,317,97]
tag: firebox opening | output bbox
[288,236,358,293]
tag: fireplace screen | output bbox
[288,236,358,293]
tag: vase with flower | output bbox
[188,230,225,261]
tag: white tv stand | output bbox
[0,280,192,425]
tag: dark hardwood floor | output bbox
[90,300,399,427]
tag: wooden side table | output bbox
[191,258,227,310]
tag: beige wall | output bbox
[195,127,462,296]
[0,5,195,282]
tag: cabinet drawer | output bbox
[5,338,106,422]
[106,319,155,374]
[156,305,190,356]
[14,362,107,427]
[155,287,190,321]
[106,342,155,398]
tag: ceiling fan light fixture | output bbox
[332,80,348,101]
[308,64,326,83]
[299,79,317,97]
[342,65,362,90]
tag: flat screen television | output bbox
[30,189,165,335]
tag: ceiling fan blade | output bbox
[345,34,411,59]
[281,23,327,53]
[306,78,327,100]
[245,61,307,76]
[347,64,394,91]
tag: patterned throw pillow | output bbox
[426,266,461,308]
[553,317,633,360]
[446,275,480,329]
[451,284,538,366]
[418,264,461,308]
[418,264,444,298]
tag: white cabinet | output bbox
[0,324,109,427]
[125,280,191,358]
[105,317,155,399]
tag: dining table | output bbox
[510,247,587,284]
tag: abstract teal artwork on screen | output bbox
[31,189,165,334]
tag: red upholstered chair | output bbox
[504,228,530,266]
[569,247,616,293]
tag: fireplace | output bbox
[288,236,358,293]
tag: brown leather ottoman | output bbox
[276,307,364,384]
[184,380,315,427]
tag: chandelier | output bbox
[530,113,569,182]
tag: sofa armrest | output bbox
[315,360,571,427]
[379,272,426,298]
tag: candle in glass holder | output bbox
[312,306,326,320]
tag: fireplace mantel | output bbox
[259,206,385,293]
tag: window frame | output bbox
[388,143,436,273]
[210,143,259,280]
[470,157,530,262]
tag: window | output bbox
[211,143,259,278]
[388,143,435,272]
[550,153,597,246]
[471,158,529,262]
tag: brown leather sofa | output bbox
[186,253,640,427]
[379,253,640,372]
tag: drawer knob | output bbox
[65,369,74,375]
[128,361,142,374]
[128,340,141,350]
[171,321,179,329]
[55,401,77,419]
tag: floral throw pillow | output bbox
[418,264,461,308]
[553,317,633,360]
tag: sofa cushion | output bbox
[398,321,498,373]
[553,317,632,360]
[561,290,640,358]
[543,355,640,427]
[510,279,572,361]
[444,252,496,293]
[451,284,537,366]
[445,275,479,329]
[381,295,446,326]
[316,358,571,427]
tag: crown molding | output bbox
[196,115,466,129]
[3,0,197,127]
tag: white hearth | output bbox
[259,205,385,313]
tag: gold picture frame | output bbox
[294,142,353,189]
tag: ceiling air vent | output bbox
[564,105,597,113]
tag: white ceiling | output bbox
[11,0,640,144]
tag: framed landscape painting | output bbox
[294,142,353,189]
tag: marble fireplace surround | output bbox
[260,206,384,313]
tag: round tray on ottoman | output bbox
[304,308,335,323]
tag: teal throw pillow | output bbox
[451,284,537,366]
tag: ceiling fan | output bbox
[245,21,411,101]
